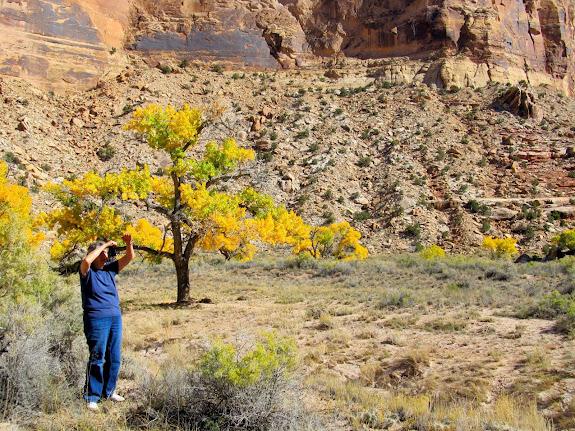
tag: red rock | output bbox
[17,117,29,132]
[2,1,575,93]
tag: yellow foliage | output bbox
[124,104,202,159]
[126,219,174,253]
[296,222,368,260]
[0,161,43,248]
[45,204,127,260]
[420,244,446,260]
[552,229,575,251]
[482,236,518,259]
[256,207,311,247]
[43,103,366,293]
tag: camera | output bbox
[108,246,118,260]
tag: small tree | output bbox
[551,229,575,252]
[0,161,47,302]
[295,222,368,260]
[44,104,309,303]
[482,236,518,259]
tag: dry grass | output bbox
[27,253,575,429]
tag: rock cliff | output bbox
[1,0,574,93]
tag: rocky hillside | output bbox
[1,58,575,255]
[1,0,575,93]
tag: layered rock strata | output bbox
[0,0,574,93]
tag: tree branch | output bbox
[133,244,174,260]
[183,233,199,262]
[145,197,171,217]
[205,172,251,189]
[182,139,195,154]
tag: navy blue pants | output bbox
[83,315,122,402]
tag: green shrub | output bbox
[353,211,371,221]
[257,152,273,162]
[391,206,404,217]
[375,289,414,309]
[3,152,20,165]
[297,194,310,206]
[526,291,575,337]
[296,129,309,139]
[405,223,421,239]
[96,143,116,161]
[357,157,371,167]
[134,332,319,430]
[198,332,296,386]
[534,291,575,319]
[0,180,83,421]
[323,190,334,200]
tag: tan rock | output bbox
[489,208,519,221]
[70,118,85,128]
[254,140,272,152]
[250,115,265,132]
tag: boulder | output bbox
[489,208,519,221]
[498,85,540,119]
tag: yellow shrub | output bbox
[482,236,518,258]
[552,229,575,251]
[420,244,445,260]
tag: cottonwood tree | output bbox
[44,104,309,303]
[0,161,52,302]
[294,222,368,260]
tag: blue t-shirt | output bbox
[80,260,121,318]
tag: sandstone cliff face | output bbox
[0,0,130,92]
[1,0,574,93]
[280,0,575,90]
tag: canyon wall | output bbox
[0,0,574,93]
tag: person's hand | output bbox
[122,233,132,244]
[107,240,118,248]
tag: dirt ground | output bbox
[115,255,575,429]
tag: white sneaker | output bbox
[109,393,125,402]
[86,401,100,412]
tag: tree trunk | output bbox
[171,172,191,303]
[174,256,191,303]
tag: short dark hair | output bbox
[87,241,105,255]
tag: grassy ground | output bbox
[35,252,575,430]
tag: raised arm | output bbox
[117,233,134,272]
[80,240,117,276]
